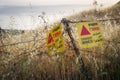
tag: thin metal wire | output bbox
[0,38,46,47]
[0,18,120,48]
[63,18,120,23]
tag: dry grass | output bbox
[0,2,120,80]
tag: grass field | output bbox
[0,1,120,80]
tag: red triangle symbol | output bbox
[48,33,54,44]
[81,25,90,36]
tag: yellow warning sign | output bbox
[47,24,65,55]
[76,22,105,48]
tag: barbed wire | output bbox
[0,37,46,47]
[0,18,120,79]
[62,18,120,23]
[0,18,120,48]
[97,18,120,21]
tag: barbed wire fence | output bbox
[0,18,120,47]
[0,18,120,62]
[0,18,120,79]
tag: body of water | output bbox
[0,5,92,30]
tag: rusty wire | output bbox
[0,18,120,48]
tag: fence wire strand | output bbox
[0,18,120,48]
[0,38,46,47]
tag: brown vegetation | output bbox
[0,1,120,80]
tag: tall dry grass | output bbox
[0,2,120,80]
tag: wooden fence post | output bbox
[61,18,90,80]
[0,27,4,45]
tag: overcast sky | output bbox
[0,0,119,6]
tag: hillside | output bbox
[68,1,120,22]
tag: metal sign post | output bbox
[61,18,89,80]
